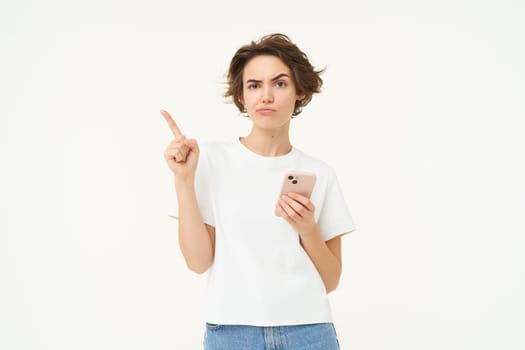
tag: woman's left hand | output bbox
[275,192,319,238]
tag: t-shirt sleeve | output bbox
[317,170,356,241]
[167,147,215,226]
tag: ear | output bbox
[296,93,306,101]
[238,95,244,105]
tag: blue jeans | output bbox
[203,322,340,350]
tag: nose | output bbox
[262,86,274,104]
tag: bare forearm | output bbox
[175,178,214,273]
[300,230,342,293]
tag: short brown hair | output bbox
[224,33,324,116]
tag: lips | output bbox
[256,108,276,115]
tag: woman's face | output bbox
[239,55,303,131]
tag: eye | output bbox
[247,83,259,89]
[275,81,287,87]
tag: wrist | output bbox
[174,176,195,190]
[299,226,322,242]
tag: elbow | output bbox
[179,242,214,274]
[188,265,208,274]
[325,267,342,294]
[186,258,213,274]
[325,278,340,294]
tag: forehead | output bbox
[243,55,292,79]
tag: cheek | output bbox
[242,93,257,107]
[285,96,298,109]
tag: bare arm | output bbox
[162,110,215,274]
[175,179,215,273]
[276,192,344,293]
[300,233,342,293]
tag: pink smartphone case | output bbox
[279,171,317,199]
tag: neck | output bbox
[240,124,292,157]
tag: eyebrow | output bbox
[245,73,290,84]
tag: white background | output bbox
[2,0,524,349]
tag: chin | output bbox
[251,115,291,130]
[255,121,288,131]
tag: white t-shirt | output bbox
[168,138,356,326]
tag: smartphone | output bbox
[279,171,317,199]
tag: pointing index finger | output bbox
[160,109,183,136]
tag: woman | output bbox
[163,33,355,350]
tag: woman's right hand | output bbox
[161,109,199,182]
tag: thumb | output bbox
[184,138,199,153]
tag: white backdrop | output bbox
[2,0,524,349]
